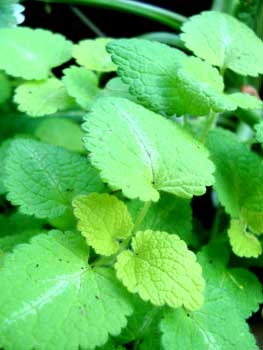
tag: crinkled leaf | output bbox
[0,230,133,350]
[161,285,258,350]
[0,72,12,104]
[127,193,195,245]
[198,242,263,318]
[228,219,262,258]
[62,66,99,109]
[83,97,214,202]
[0,139,12,194]
[73,193,133,256]
[107,39,252,116]
[206,128,263,233]
[160,242,261,350]
[5,138,104,220]
[14,78,74,117]
[73,38,116,72]
[115,230,205,310]
[35,118,85,153]
[0,27,72,79]
[181,11,263,76]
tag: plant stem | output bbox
[71,6,105,36]
[132,201,151,234]
[35,0,187,30]
[199,111,217,143]
[211,0,238,14]
[139,31,187,50]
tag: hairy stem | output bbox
[35,0,187,30]
[211,0,238,14]
[199,111,217,143]
[132,201,151,234]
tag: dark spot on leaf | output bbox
[35,264,39,268]
[95,295,100,300]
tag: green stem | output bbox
[35,0,187,30]
[199,111,217,143]
[211,0,238,14]
[235,108,262,127]
[139,31,187,50]
[71,6,105,36]
[132,201,151,234]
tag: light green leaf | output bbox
[228,92,262,109]
[83,97,214,202]
[73,193,133,256]
[0,230,133,350]
[14,78,75,117]
[103,77,135,101]
[0,27,73,79]
[107,39,248,116]
[115,230,205,311]
[35,118,85,153]
[161,285,258,350]
[62,66,99,109]
[206,128,263,233]
[181,11,263,76]
[0,139,12,194]
[0,72,12,104]
[228,219,262,258]
[73,38,116,72]
[127,193,195,245]
[5,138,104,220]
[0,2,24,28]
[160,243,261,350]
[198,242,263,318]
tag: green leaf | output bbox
[0,212,43,252]
[227,92,262,109]
[103,77,135,101]
[14,78,75,117]
[161,285,258,350]
[73,193,133,256]
[198,242,263,318]
[255,121,263,145]
[5,138,104,220]
[206,128,263,233]
[115,230,205,311]
[228,219,262,258]
[62,66,99,110]
[0,230,133,350]
[0,139,12,194]
[83,97,214,202]
[0,27,73,79]
[73,38,117,72]
[160,243,261,350]
[0,72,12,104]
[0,2,24,28]
[107,39,251,116]
[35,118,85,153]
[181,11,263,76]
[127,193,195,245]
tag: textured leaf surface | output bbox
[83,97,214,202]
[228,219,262,258]
[73,38,116,72]
[107,39,250,116]
[14,78,74,117]
[5,139,104,219]
[181,11,263,76]
[0,230,133,350]
[0,139,12,194]
[161,285,258,350]
[0,27,72,79]
[127,193,195,245]
[35,118,85,153]
[0,72,12,104]
[160,243,261,350]
[198,242,263,318]
[115,230,205,310]
[73,193,133,256]
[206,128,263,233]
[62,66,99,109]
